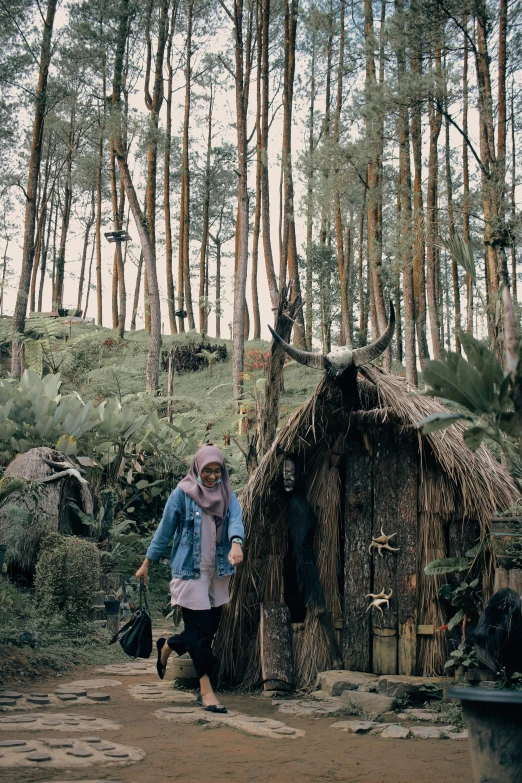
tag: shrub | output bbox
[35,534,101,627]
[161,341,227,374]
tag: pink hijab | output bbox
[178,444,232,528]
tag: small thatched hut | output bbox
[217,367,518,688]
[0,447,93,573]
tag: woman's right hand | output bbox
[135,559,150,585]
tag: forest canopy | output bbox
[0,0,520,396]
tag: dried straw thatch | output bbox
[216,367,518,688]
[0,447,93,572]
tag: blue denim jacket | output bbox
[145,486,245,579]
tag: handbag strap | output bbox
[139,576,150,615]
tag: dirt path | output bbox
[0,662,474,783]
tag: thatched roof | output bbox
[217,367,518,687]
[0,447,93,573]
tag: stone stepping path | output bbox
[128,683,197,703]
[0,738,144,768]
[95,663,156,676]
[0,686,119,712]
[156,706,305,739]
[277,698,346,717]
[34,780,122,783]
[0,713,119,733]
[331,720,468,740]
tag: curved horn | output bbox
[352,300,395,367]
[268,325,325,371]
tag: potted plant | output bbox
[104,587,122,616]
[449,687,522,783]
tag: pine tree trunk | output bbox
[444,92,460,353]
[281,0,304,346]
[178,0,195,333]
[164,2,178,334]
[113,0,161,391]
[199,85,214,334]
[77,189,95,313]
[511,81,517,303]
[83,232,96,318]
[38,188,55,312]
[426,40,442,360]
[251,8,262,341]
[215,238,221,338]
[11,0,58,376]
[29,137,52,314]
[54,114,75,311]
[260,0,278,310]
[395,0,417,384]
[409,8,429,363]
[462,18,472,331]
[131,252,143,330]
[358,184,368,344]
[334,0,350,346]
[1,241,9,316]
[305,31,316,351]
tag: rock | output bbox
[0,691,22,699]
[56,687,87,697]
[331,720,377,734]
[93,742,116,751]
[0,740,27,747]
[379,724,411,739]
[26,751,52,761]
[9,716,37,723]
[0,699,15,707]
[81,737,102,742]
[340,690,397,715]
[381,711,402,722]
[410,726,447,739]
[272,727,296,735]
[377,675,450,702]
[45,739,75,748]
[447,730,468,741]
[27,696,50,704]
[67,748,94,757]
[261,690,291,698]
[105,749,130,757]
[57,694,78,702]
[87,692,110,702]
[406,709,437,721]
[41,718,64,725]
[316,670,379,696]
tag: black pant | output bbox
[167,606,222,679]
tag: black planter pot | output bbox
[104,599,121,616]
[0,544,6,573]
[449,687,522,783]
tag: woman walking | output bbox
[136,444,244,713]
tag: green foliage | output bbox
[0,579,34,621]
[424,557,474,575]
[35,533,101,626]
[0,482,55,572]
[444,640,478,673]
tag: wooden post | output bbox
[509,569,522,596]
[494,567,510,593]
[344,426,373,671]
[106,613,120,637]
[167,347,174,423]
[260,602,294,691]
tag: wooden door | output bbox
[343,424,418,675]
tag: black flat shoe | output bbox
[156,637,167,680]
[197,693,227,713]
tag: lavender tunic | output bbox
[169,511,230,610]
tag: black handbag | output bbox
[109,577,153,659]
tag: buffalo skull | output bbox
[268,300,395,380]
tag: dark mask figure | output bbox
[283,456,343,669]
[471,587,522,675]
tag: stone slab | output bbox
[316,671,379,697]
[339,690,397,715]
[62,679,122,690]
[278,699,345,717]
[156,707,305,739]
[331,720,378,734]
[0,713,120,733]
[377,675,450,702]
[379,724,411,739]
[0,691,114,713]
[410,726,451,739]
[0,739,144,768]
[128,683,196,704]
[94,663,156,676]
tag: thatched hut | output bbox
[0,447,93,573]
[217,367,518,689]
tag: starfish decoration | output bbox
[368,528,400,556]
[365,588,393,614]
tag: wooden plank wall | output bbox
[344,425,419,675]
[343,426,373,672]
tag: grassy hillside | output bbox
[5,318,321,487]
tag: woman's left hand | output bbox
[228,542,243,567]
